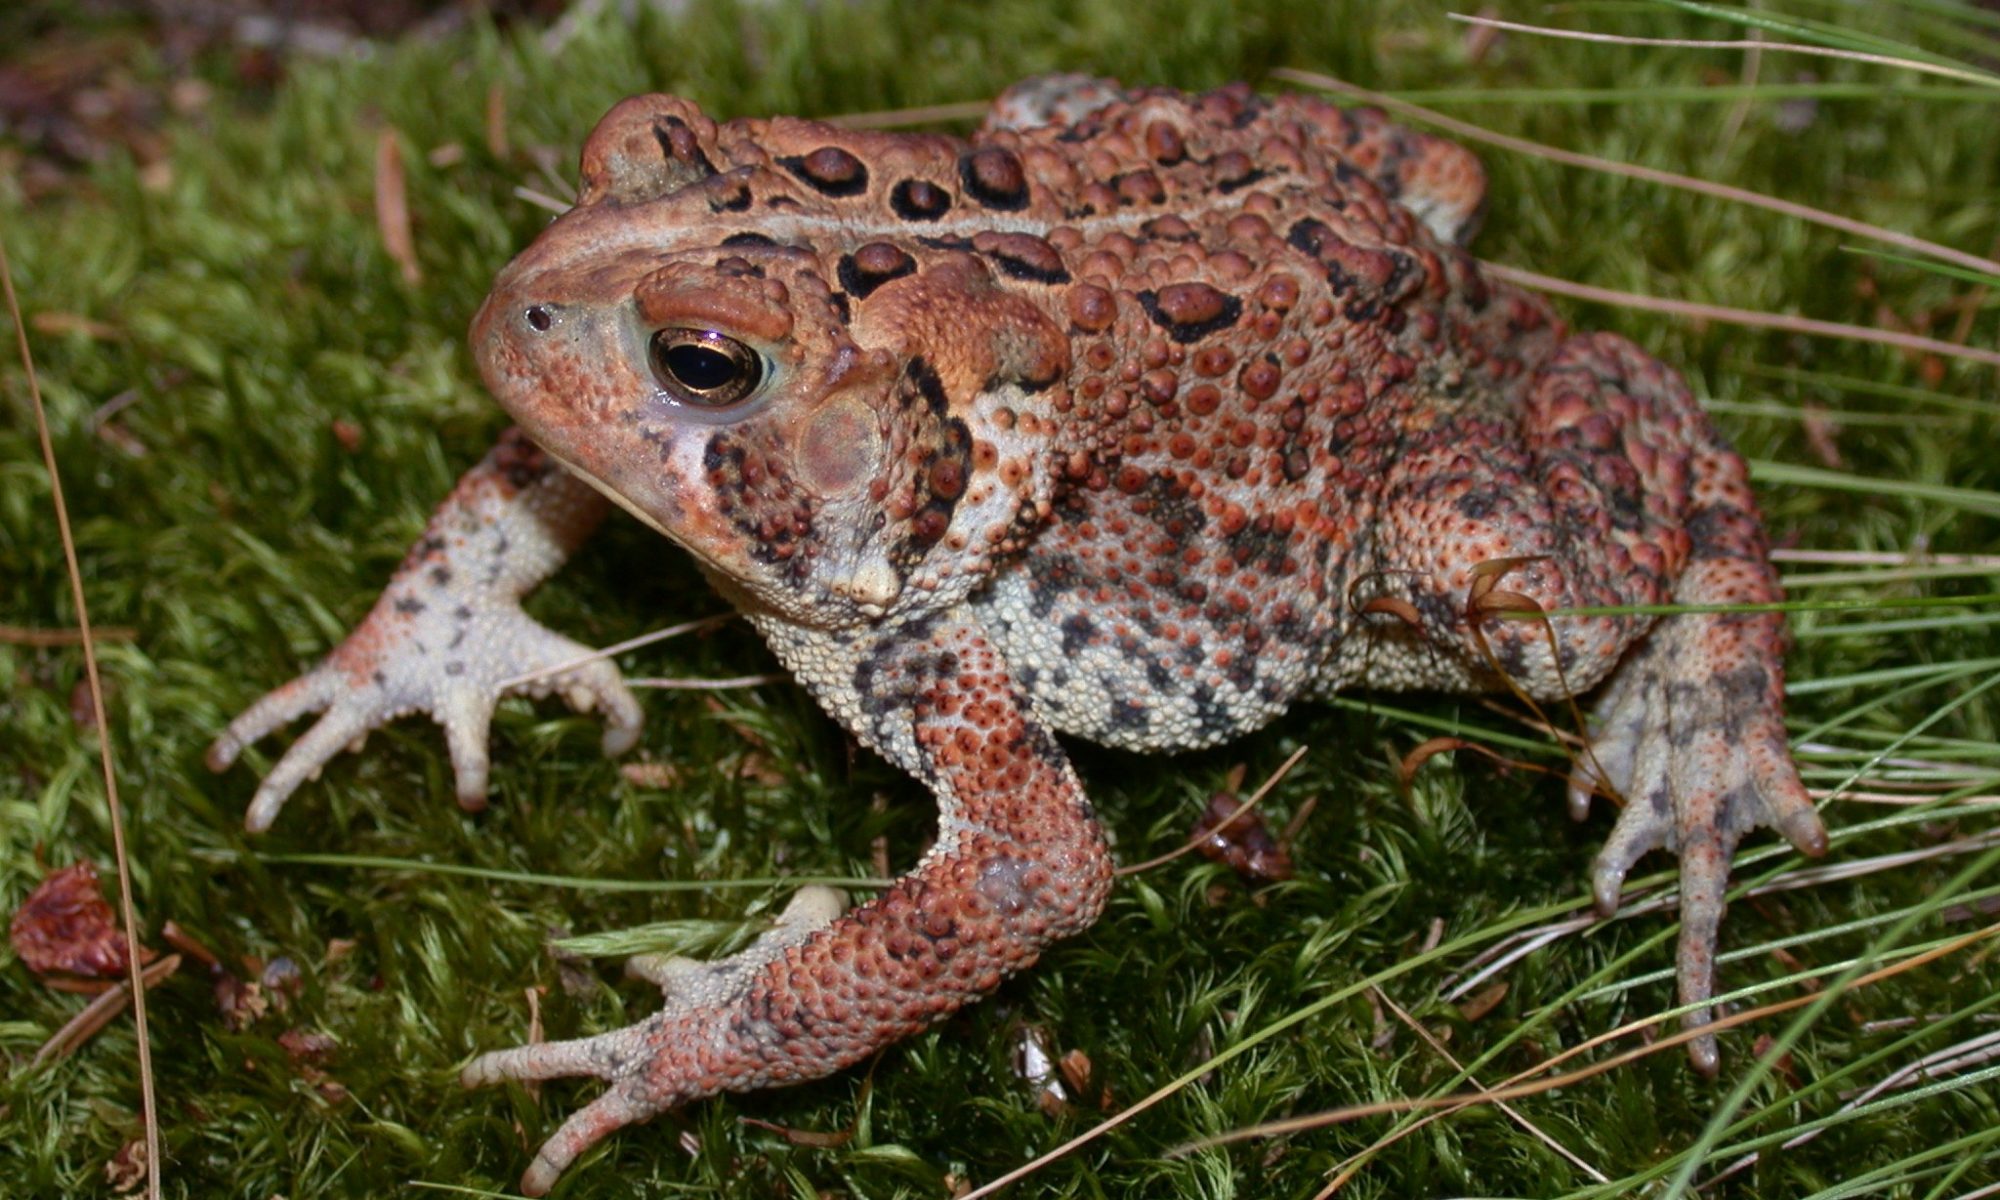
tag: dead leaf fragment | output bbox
[1456,980,1509,1023]
[105,1138,147,1193]
[10,861,151,979]
[373,127,421,286]
[618,760,681,789]
[484,83,510,159]
[1191,791,1294,882]
[277,1027,337,1066]
[214,973,268,1030]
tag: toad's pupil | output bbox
[665,342,739,391]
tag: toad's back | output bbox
[948,82,1577,749]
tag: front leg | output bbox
[462,614,1113,1196]
[208,428,642,830]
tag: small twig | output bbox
[1771,548,2000,568]
[373,128,422,287]
[512,185,569,215]
[1836,790,2000,808]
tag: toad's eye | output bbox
[648,328,763,407]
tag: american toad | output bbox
[210,78,1827,1193]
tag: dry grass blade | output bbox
[513,185,569,215]
[1444,825,2000,1003]
[626,673,786,690]
[495,613,733,690]
[1115,744,1310,876]
[1705,1028,2000,1185]
[2,230,163,1197]
[1365,987,1610,1188]
[1173,922,2000,1158]
[1270,68,2000,281]
[1484,262,2000,369]
[1773,547,2000,567]
[829,99,993,129]
[1447,12,2000,88]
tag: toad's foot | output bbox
[462,886,847,1195]
[462,616,1114,1196]
[1568,610,1826,1073]
[207,430,639,830]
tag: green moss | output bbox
[4,0,1999,1196]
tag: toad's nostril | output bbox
[525,306,553,331]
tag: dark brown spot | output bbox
[890,178,953,221]
[651,116,717,177]
[973,231,1069,284]
[960,148,1030,210]
[912,502,953,544]
[780,146,869,196]
[1138,283,1243,343]
[837,242,917,299]
[1211,149,1264,192]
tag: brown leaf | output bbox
[10,862,150,979]
[1191,791,1294,882]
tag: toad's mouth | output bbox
[536,445,736,581]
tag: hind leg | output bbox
[1365,332,1825,1070]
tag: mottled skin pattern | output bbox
[211,78,1828,1192]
